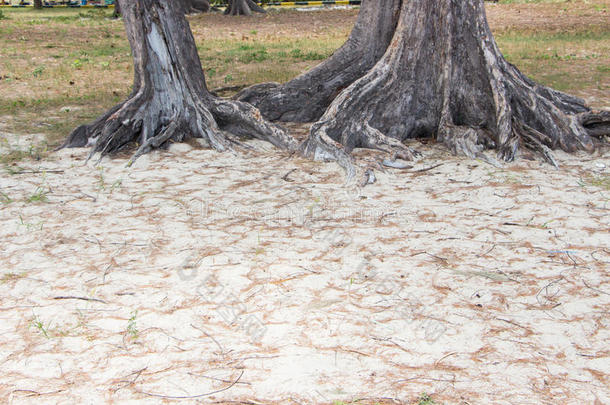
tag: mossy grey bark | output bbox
[62,0,296,160]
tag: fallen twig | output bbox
[135,370,244,399]
[476,243,496,257]
[412,163,444,173]
[191,323,226,355]
[11,389,64,397]
[411,251,448,264]
[187,372,251,386]
[583,280,610,296]
[281,168,297,182]
[112,367,148,394]
[10,169,64,175]
[53,296,107,304]
[434,351,458,366]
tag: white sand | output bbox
[1,140,608,404]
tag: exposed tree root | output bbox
[300,121,358,181]
[302,0,609,176]
[235,0,402,122]
[578,110,610,140]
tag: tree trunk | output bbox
[302,0,609,178]
[224,0,265,16]
[112,0,121,18]
[236,0,401,122]
[62,0,296,160]
[33,0,42,9]
[181,0,211,14]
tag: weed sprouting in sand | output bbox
[27,186,48,203]
[417,393,438,405]
[31,314,50,339]
[0,190,12,204]
[1,272,25,284]
[18,214,45,231]
[126,311,138,340]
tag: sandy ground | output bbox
[0,135,609,404]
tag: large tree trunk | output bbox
[181,0,210,14]
[236,0,401,122]
[62,0,296,160]
[33,0,42,9]
[224,0,265,16]
[302,0,609,178]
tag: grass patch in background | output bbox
[497,27,609,95]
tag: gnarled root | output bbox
[301,120,357,181]
[578,110,610,140]
[211,99,297,151]
[301,117,419,184]
[62,93,297,164]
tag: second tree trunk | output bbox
[236,0,401,122]
[302,0,608,175]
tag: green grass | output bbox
[27,187,49,203]
[0,143,48,165]
[0,191,12,205]
[497,28,609,93]
[416,393,438,405]
[581,174,610,190]
[31,314,51,339]
[126,310,138,340]
[1,272,25,283]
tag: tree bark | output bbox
[236,0,401,122]
[181,0,211,14]
[33,0,42,9]
[112,0,121,18]
[302,0,609,178]
[224,0,265,16]
[62,0,296,161]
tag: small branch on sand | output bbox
[53,296,107,304]
[281,168,297,182]
[11,389,64,397]
[412,163,444,173]
[11,169,64,175]
[583,280,610,296]
[135,370,244,399]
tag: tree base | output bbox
[224,0,265,16]
[302,0,609,177]
[62,95,297,163]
